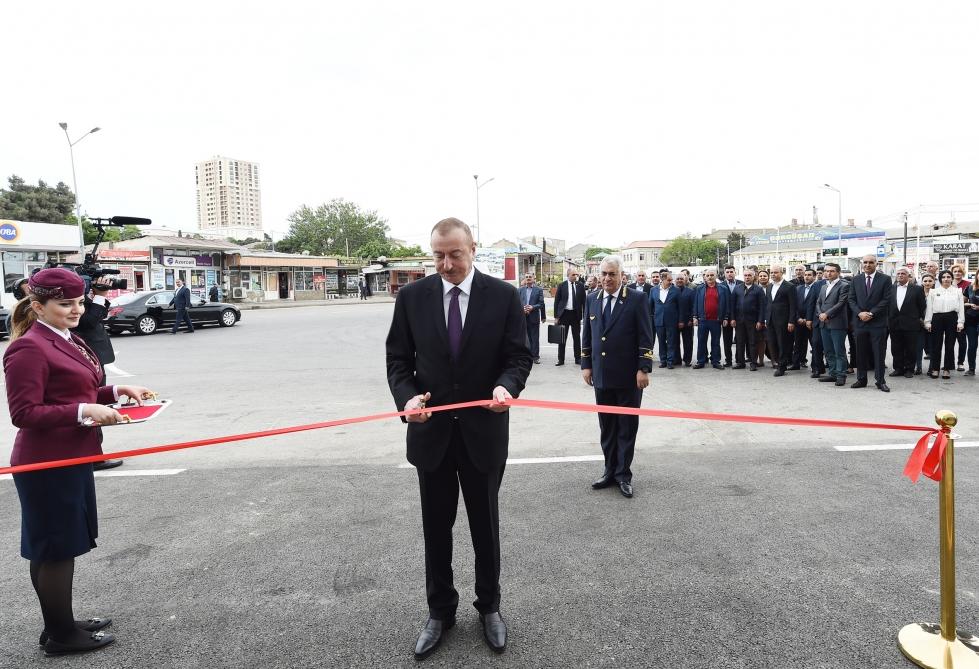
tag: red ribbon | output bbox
[0,397,949,481]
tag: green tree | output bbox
[390,244,424,257]
[726,231,747,253]
[277,199,389,256]
[355,239,394,259]
[0,175,76,224]
[661,234,724,266]
[584,246,616,259]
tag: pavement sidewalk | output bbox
[235,296,396,310]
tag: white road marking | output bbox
[0,468,186,481]
[104,363,134,377]
[398,455,603,469]
[836,441,979,452]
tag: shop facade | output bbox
[224,250,364,302]
[0,220,83,308]
[932,240,979,273]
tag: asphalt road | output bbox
[0,300,977,668]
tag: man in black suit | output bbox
[386,218,532,659]
[581,255,654,499]
[763,264,797,376]
[674,273,695,366]
[519,273,545,364]
[848,255,893,391]
[719,265,743,367]
[731,268,765,370]
[791,269,819,370]
[627,270,652,295]
[887,266,926,379]
[71,276,124,471]
[553,267,585,366]
[169,279,195,334]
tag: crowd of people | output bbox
[549,257,978,392]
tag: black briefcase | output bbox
[547,324,565,344]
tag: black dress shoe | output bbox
[618,481,633,498]
[712,363,724,370]
[93,460,123,471]
[787,365,801,371]
[692,363,705,369]
[658,362,667,368]
[851,380,868,388]
[876,382,890,393]
[835,378,846,386]
[904,371,914,379]
[591,474,615,490]
[773,369,785,377]
[818,376,836,382]
[533,358,541,365]
[414,616,455,660]
[479,612,507,654]
[734,363,746,369]
[888,369,904,377]
[554,361,565,366]
[44,631,115,657]
[749,363,757,371]
[684,362,692,367]
[667,363,674,369]
[723,361,732,367]
[39,618,113,646]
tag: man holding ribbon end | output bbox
[386,217,532,660]
[581,255,654,499]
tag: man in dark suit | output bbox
[719,265,743,367]
[674,273,695,366]
[386,218,532,659]
[848,255,893,391]
[581,255,653,499]
[815,263,851,386]
[553,267,585,366]
[762,264,797,376]
[169,279,194,334]
[649,271,680,368]
[519,273,545,364]
[71,276,124,471]
[791,269,820,371]
[692,269,731,369]
[800,270,828,378]
[887,266,926,379]
[627,270,652,295]
[731,268,765,370]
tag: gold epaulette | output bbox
[640,348,654,359]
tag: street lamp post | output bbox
[473,174,495,247]
[59,122,101,250]
[822,183,842,261]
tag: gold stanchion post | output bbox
[898,410,979,668]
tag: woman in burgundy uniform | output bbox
[4,268,152,657]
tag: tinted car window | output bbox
[146,291,175,306]
[112,292,144,306]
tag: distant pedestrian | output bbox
[169,279,194,334]
[358,278,368,300]
[209,284,219,303]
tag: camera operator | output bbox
[70,276,123,470]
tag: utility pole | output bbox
[903,211,908,267]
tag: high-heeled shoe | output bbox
[928,370,940,379]
[942,371,951,380]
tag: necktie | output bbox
[69,335,100,371]
[570,281,576,308]
[866,275,872,294]
[602,294,613,323]
[448,286,462,360]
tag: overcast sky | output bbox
[4,1,978,250]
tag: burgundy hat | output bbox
[28,268,86,300]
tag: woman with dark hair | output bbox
[951,263,970,370]
[964,273,979,375]
[755,269,770,366]
[924,269,965,379]
[4,268,152,656]
[915,273,936,374]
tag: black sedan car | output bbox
[104,290,242,335]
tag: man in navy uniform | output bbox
[581,255,654,498]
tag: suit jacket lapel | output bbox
[40,327,101,382]
[602,285,628,334]
[457,270,483,357]
[430,278,449,352]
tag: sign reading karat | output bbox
[749,229,885,245]
[933,241,979,254]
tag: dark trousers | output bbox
[697,320,722,365]
[734,320,757,365]
[171,308,194,333]
[417,424,504,619]
[890,329,918,374]
[957,328,968,366]
[917,330,930,372]
[678,323,694,364]
[930,312,958,372]
[791,322,810,366]
[595,387,642,483]
[966,324,978,372]
[656,324,678,363]
[810,325,825,373]
[557,313,581,363]
[854,327,887,383]
[721,322,734,364]
[847,331,857,369]
[525,315,540,359]
[766,321,793,369]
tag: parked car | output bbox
[0,305,9,340]
[104,290,241,335]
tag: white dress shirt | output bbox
[602,291,618,314]
[441,267,475,327]
[36,319,119,424]
[565,280,575,310]
[925,287,965,327]
[823,278,839,297]
[895,284,908,311]
[770,280,783,300]
[659,286,668,303]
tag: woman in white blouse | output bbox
[924,269,965,379]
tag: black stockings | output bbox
[29,559,86,642]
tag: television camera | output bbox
[55,216,152,291]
